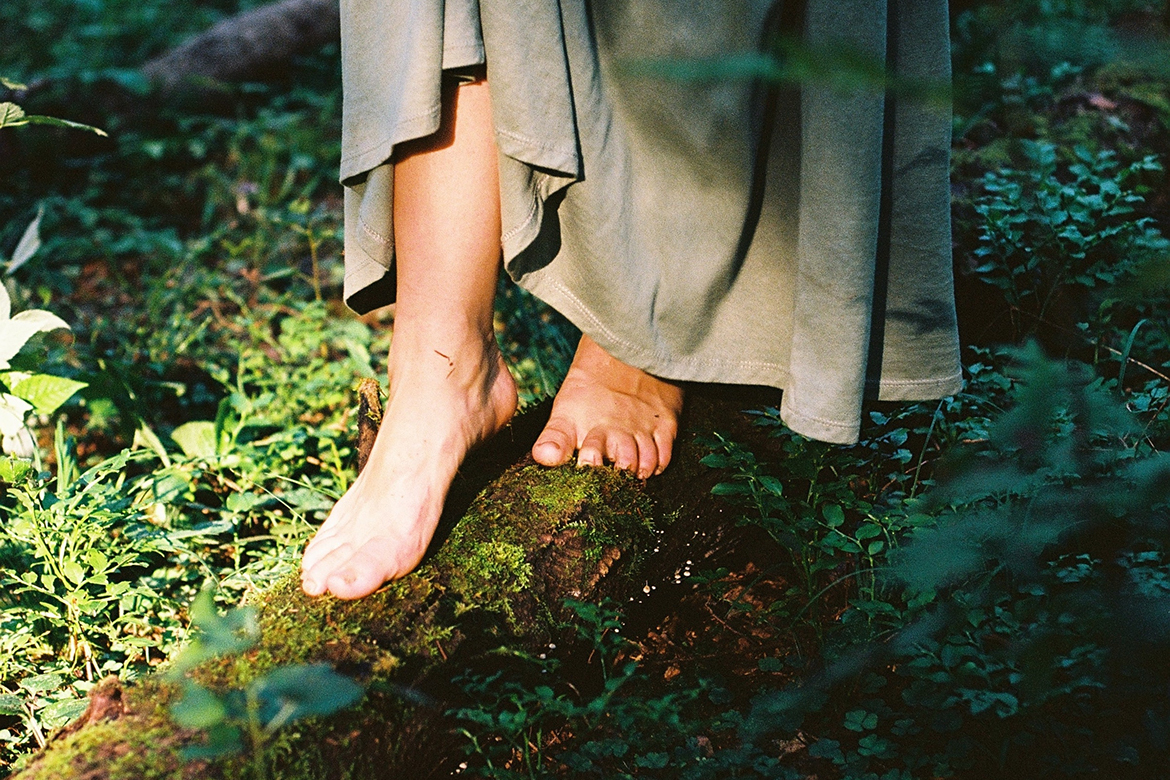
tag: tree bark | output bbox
[11,390,771,780]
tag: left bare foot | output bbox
[532,335,683,478]
[300,328,517,599]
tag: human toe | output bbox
[301,529,346,574]
[635,432,659,479]
[325,547,397,600]
[301,542,359,597]
[652,427,676,474]
[605,431,639,472]
[577,428,607,468]
[532,416,577,467]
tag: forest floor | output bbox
[3,1,1170,778]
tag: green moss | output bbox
[446,539,533,621]
[524,467,595,513]
[21,693,184,780]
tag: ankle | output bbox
[387,325,500,381]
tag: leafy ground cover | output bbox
[2,0,1170,777]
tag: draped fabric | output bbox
[339,0,963,444]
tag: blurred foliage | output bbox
[734,342,1170,777]
[167,588,363,773]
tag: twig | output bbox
[355,378,383,474]
[1015,308,1170,384]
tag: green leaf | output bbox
[7,207,42,274]
[82,549,108,573]
[132,423,171,467]
[844,709,878,732]
[41,698,88,729]
[170,682,227,729]
[225,492,268,513]
[0,102,26,129]
[62,559,85,586]
[699,453,731,468]
[822,504,846,528]
[19,673,64,694]
[278,487,334,512]
[22,114,107,136]
[758,657,784,672]
[711,481,751,496]
[1,77,27,90]
[0,694,25,716]
[758,475,784,497]
[0,454,31,483]
[250,663,364,732]
[635,752,670,769]
[151,468,192,504]
[7,373,87,415]
[807,737,845,763]
[0,298,70,369]
[171,421,217,458]
[180,722,243,761]
[167,588,259,677]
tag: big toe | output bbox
[301,542,360,596]
[532,416,577,466]
[325,548,397,600]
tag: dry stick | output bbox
[355,378,383,475]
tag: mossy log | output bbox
[11,390,772,780]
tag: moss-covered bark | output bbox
[12,393,766,780]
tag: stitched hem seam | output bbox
[358,213,391,245]
[496,127,578,158]
[782,406,858,429]
[501,196,541,245]
[340,107,441,182]
[866,372,963,388]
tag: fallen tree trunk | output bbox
[12,391,769,780]
[1,0,339,109]
[141,0,340,96]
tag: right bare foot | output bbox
[300,331,517,599]
[532,335,683,479]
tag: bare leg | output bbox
[301,78,516,599]
[532,335,683,479]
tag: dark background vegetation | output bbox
[2,0,1170,777]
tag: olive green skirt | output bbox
[338,0,963,444]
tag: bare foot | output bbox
[532,335,683,479]
[300,333,517,599]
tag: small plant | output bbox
[970,140,1167,330]
[167,587,364,777]
[0,78,107,136]
[0,283,87,458]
